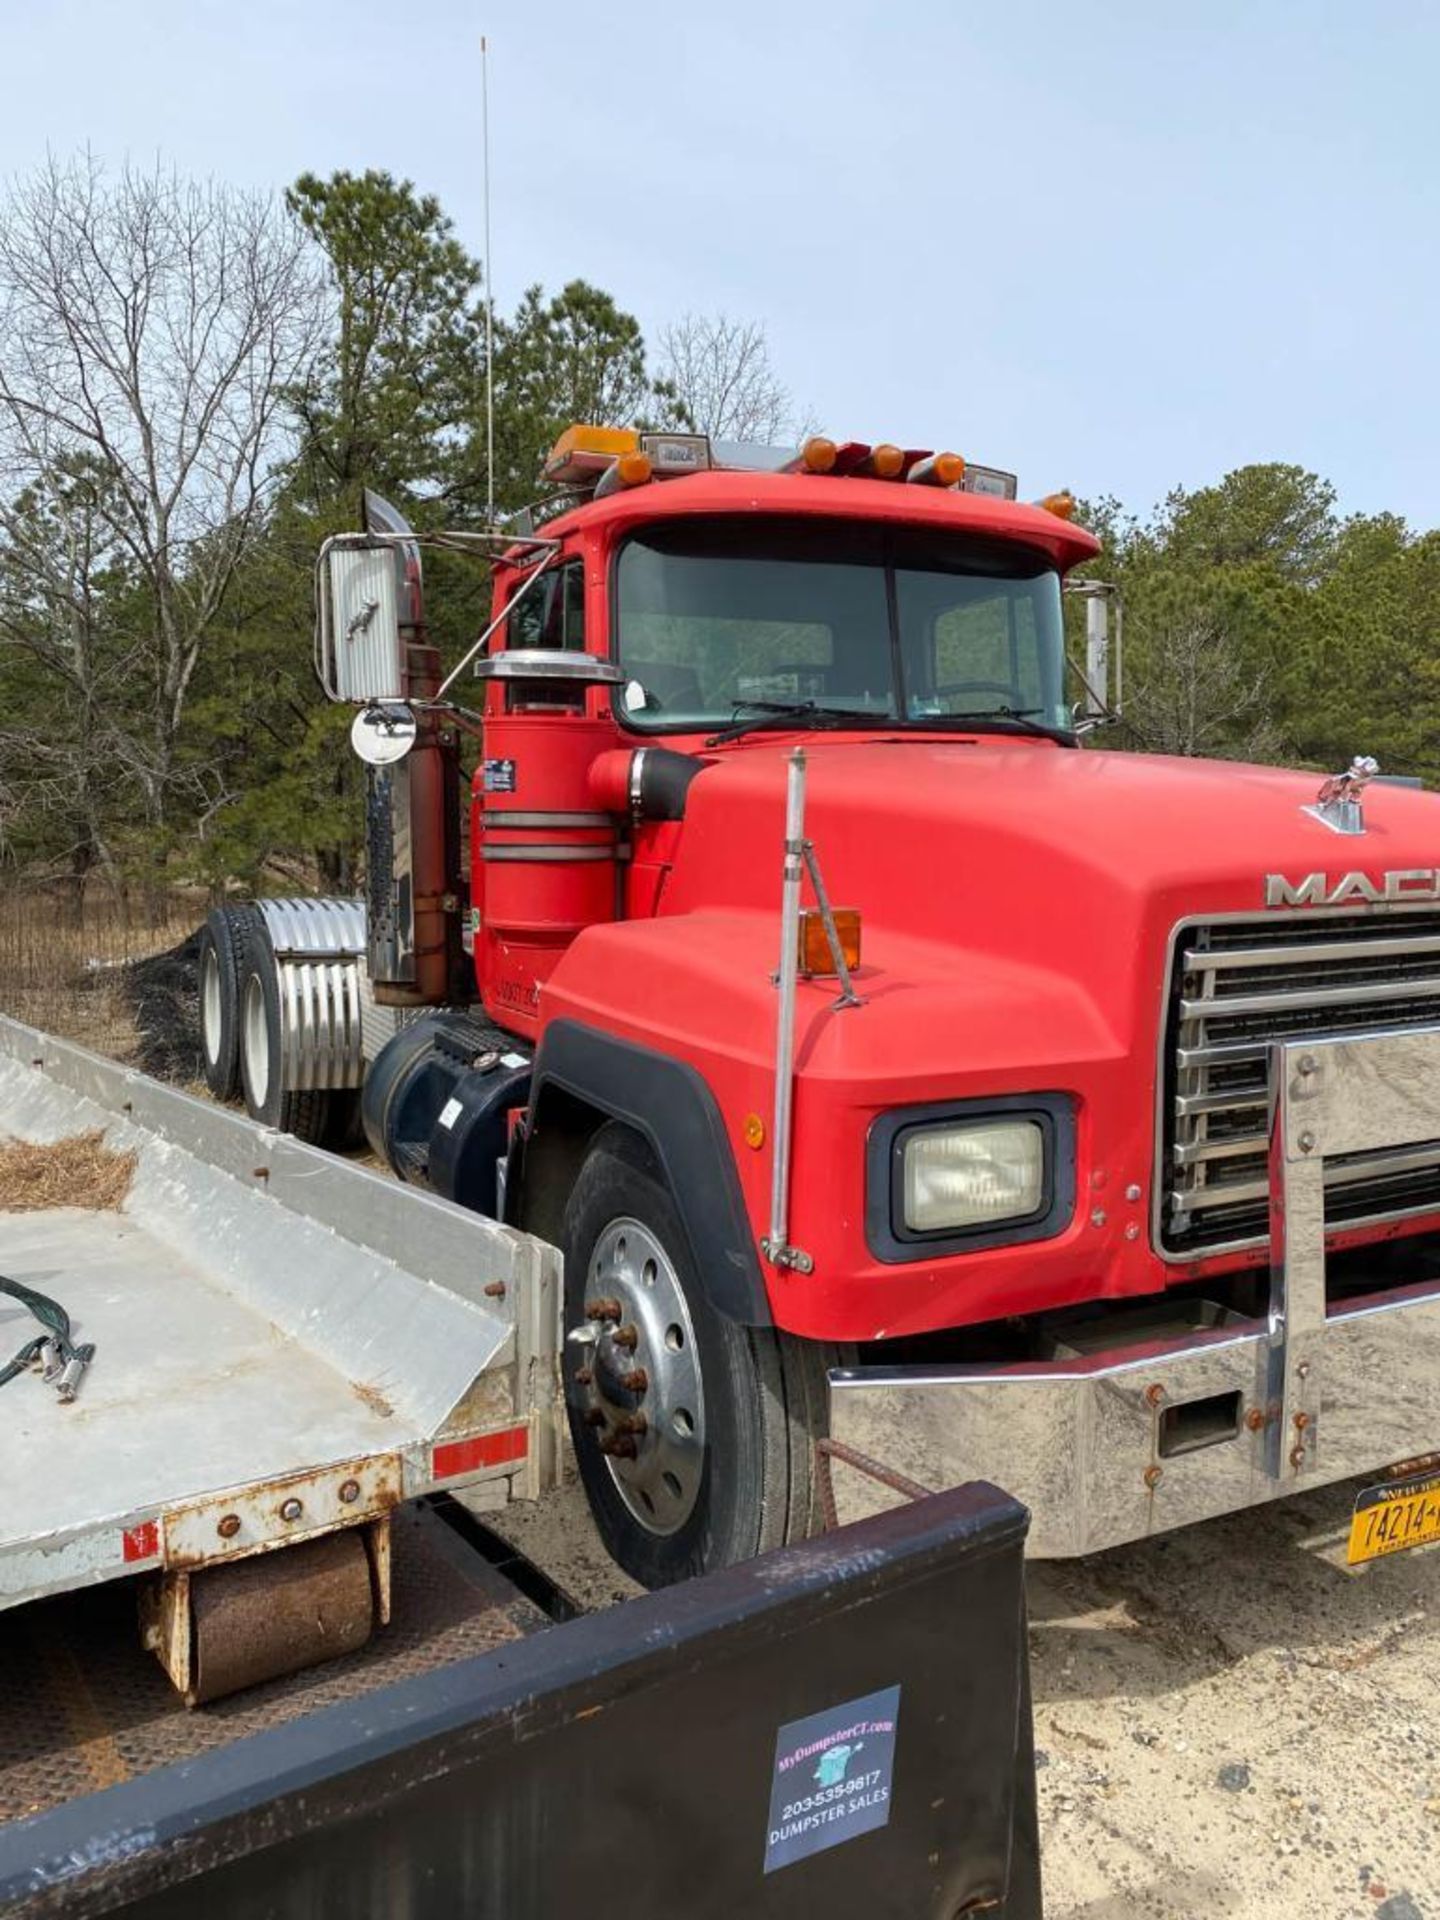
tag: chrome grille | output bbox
[1162,912,1440,1255]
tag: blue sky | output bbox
[3,1,1436,527]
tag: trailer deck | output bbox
[1,1207,412,1572]
[0,1016,561,1704]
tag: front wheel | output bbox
[561,1124,830,1588]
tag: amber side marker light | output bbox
[798,907,861,976]
[801,436,838,473]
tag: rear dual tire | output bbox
[196,906,262,1101]
[562,1124,831,1589]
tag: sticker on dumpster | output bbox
[482,758,516,792]
[763,1683,900,1874]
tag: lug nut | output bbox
[279,1496,304,1522]
[613,1411,648,1437]
[338,1478,361,1504]
[217,1513,241,1539]
[600,1433,639,1460]
[610,1324,639,1352]
[584,1296,622,1322]
[620,1368,649,1393]
[583,1406,607,1428]
[572,1366,594,1387]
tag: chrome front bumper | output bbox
[828,1028,1440,1555]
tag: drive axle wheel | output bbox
[562,1123,831,1589]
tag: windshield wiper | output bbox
[915,706,1075,745]
[705,700,894,746]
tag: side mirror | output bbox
[316,539,404,703]
[350,701,417,766]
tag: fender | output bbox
[525,1018,771,1326]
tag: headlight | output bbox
[901,1119,1046,1233]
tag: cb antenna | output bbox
[481,32,495,524]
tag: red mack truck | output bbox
[204,423,1440,1589]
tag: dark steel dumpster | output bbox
[1,1481,1039,1920]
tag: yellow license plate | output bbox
[1348,1469,1440,1566]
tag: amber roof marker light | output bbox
[907,452,965,488]
[1038,490,1078,521]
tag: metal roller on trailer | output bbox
[0,1012,560,1702]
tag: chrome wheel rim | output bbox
[242,974,269,1106]
[200,948,223,1066]
[576,1216,705,1536]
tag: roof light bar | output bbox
[545,424,639,484]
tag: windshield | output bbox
[613,518,1071,733]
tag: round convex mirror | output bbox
[350,702,418,766]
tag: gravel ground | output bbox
[492,1471,1438,1919]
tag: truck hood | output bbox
[661,739,1440,988]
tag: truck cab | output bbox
[322,428,1440,1589]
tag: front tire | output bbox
[561,1124,829,1588]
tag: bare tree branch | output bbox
[0,154,323,853]
[655,312,804,444]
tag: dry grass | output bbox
[0,889,202,1062]
[0,1129,136,1212]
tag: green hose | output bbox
[0,1273,95,1399]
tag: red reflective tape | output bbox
[432,1424,529,1480]
[122,1520,159,1562]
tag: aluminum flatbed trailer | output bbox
[0,1479,1041,1920]
[0,1016,561,1700]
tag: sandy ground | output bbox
[492,1471,1438,1920]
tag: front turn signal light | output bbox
[798,907,861,977]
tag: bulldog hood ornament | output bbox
[1305,754,1379,836]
